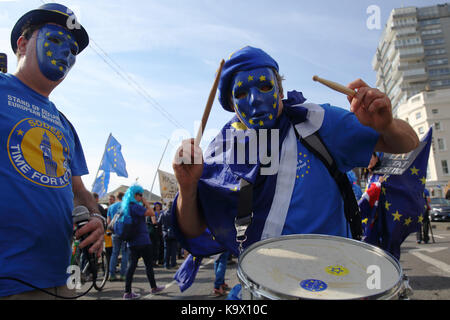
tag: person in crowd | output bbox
[122,185,164,299]
[0,3,104,299]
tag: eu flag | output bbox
[173,255,203,292]
[360,128,432,259]
[92,170,110,198]
[99,134,128,178]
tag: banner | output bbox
[158,169,178,203]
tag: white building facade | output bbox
[397,88,450,197]
[372,3,450,116]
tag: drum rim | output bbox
[237,234,404,300]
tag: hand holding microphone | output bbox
[72,206,104,258]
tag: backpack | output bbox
[112,209,136,241]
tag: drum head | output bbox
[238,235,402,300]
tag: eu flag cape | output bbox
[359,128,432,259]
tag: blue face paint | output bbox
[231,67,279,129]
[35,24,78,81]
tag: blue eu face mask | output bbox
[35,24,78,81]
[231,67,280,129]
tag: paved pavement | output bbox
[79,255,240,300]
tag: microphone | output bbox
[72,206,97,281]
[0,53,7,73]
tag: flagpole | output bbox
[91,133,112,191]
[150,138,171,195]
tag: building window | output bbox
[437,138,446,151]
[429,68,450,77]
[421,28,442,36]
[427,58,448,66]
[419,18,440,27]
[416,112,422,120]
[425,48,446,56]
[423,38,445,46]
[418,127,424,134]
[432,108,439,114]
[435,122,441,131]
[431,79,450,88]
[442,160,449,175]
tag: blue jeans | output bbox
[109,234,129,277]
[214,251,230,289]
[164,238,178,268]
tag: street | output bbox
[80,222,450,300]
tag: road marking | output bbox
[143,257,215,299]
[409,247,450,275]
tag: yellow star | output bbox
[259,75,266,81]
[67,35,72,39]
[44,42,49,47]
[404,217,413,226]
[392,210,402,221]
[410,166,419,175]
[248,75,254,81]
[418,215,424,224]
[51,60,57,65]
[273,93,278,99]
[241,112,246,118]
[249,119,254,125]
[362,218,368,224]
[17,129,24,136]
[269,114,273,120]
[46,32,50,36]
[273,102,277,109]
[270,79,275,85]
[259,120,264,126]
[59,66,63,71]
[237,81,243,87]
[420,177,427,185]
[58,31,63,35]
[381,186,386,195]
[46,51,53,57]
[385,201,391,211]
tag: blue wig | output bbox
[121,184,144,216]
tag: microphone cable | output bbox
[0,276,95,299]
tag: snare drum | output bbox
[237,234,411,300]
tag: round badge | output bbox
[325,265,349,276]
[7,118,71,188]
[300,279,328,292]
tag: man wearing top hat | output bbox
[0,3,105,299]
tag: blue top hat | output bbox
[11,3,89,54]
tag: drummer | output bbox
[171,46,418,260]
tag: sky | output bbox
[0,0,447,197]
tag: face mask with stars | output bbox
[35,24,78,81]
[231,67,279,129]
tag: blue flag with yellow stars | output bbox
[173,254,203,292]
[360,128,432,260]
[92,170,110,198]
[99,134,128,178]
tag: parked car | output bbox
[429,198,450,222]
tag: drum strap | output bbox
[234,131,363,253]
[298,131,363,240]
[235,178,254,254]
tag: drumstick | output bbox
[194,59,225,147]
[312,75,356,97]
